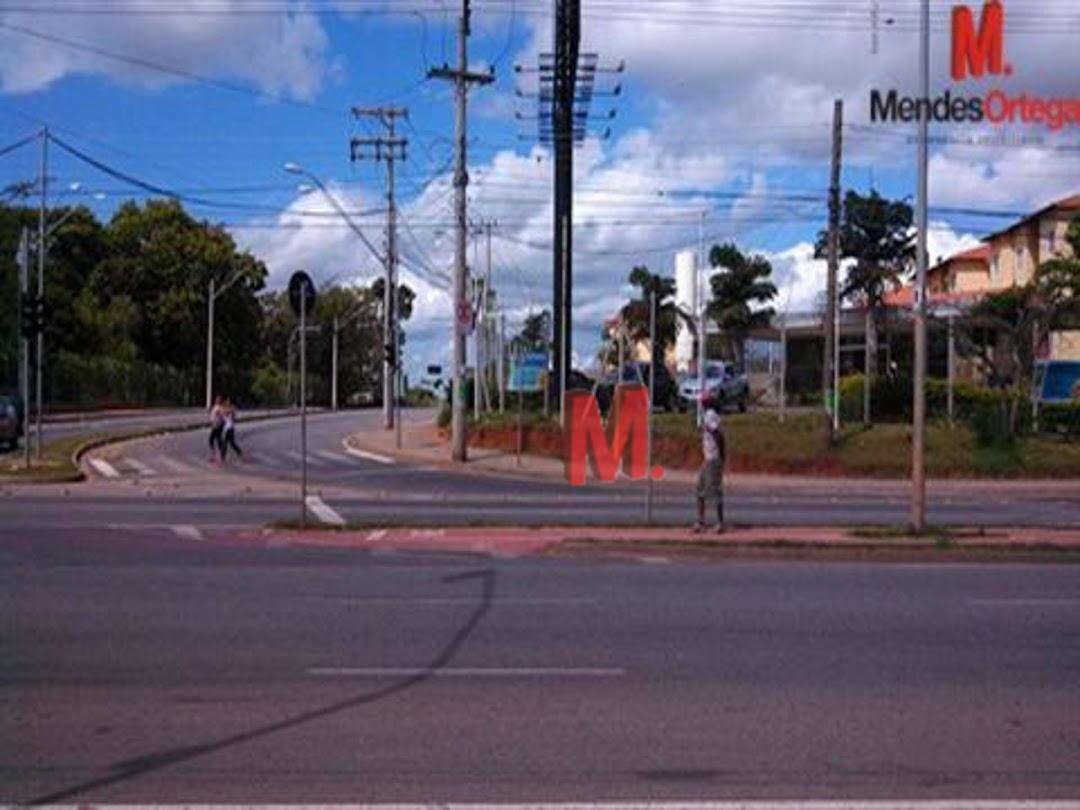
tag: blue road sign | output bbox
[509,352,548,392]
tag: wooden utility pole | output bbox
[352,107,407,431]
[429,0,493,462]
[824,99,843,442]
[912,0,930,533]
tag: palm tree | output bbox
[705,243,777,367]
[815,190,913,425]
[617,265,693,369]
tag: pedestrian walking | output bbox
[693,407,726,534]
[219,397,243,462]
[208,395,225,461]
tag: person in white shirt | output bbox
[694,408,726,533]
[208,396,225,461]
[219,397,243,462]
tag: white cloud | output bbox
[0,3,331,98]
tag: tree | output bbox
[616,265,690,369]
[510,309,551,355]
[815,190,913,424]
[705,243,777,366]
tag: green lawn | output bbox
[471,409,1080,478]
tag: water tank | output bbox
[674,250,697,373]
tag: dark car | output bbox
[595,361,678,413]
[0,394,21,451]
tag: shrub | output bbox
[1039,402,1080,440]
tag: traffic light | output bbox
[19,295,47,339]
[384,342,396,370]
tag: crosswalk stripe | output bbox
[122,457,157,476]
[87,457,120,479]
[305,495,346,527]
[344,446,394,465]
[155,454,195,474]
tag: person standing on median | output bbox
[208,395,225,462]
[694,407,726,534]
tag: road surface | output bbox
[2,529,1078,803]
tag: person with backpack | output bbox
[694,407,726,534]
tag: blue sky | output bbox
[0,0,1077,375]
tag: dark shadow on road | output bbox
[27,566,496,805]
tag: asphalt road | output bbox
[2,530,1078,803]
[44,408,1080,530]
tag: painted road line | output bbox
[306,597,598,606]
[315,449,350,464]
[344,445,394,465]
[171,525,204,542]
[968,598,1080,606]
[87,457,120,479]
[305,495,346,527]
[308,667,626,678]
[122,457,157,476]
[155,454,196,474]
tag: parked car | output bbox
[0,394,21,451]
[679,362,749,412]
[595,361,679,413]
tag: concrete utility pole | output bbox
[35,128,46,461]
[697,209,707,427]
[824,100,843,443]
[331,315,339,411]
[429,0,493,462]
[498,312,506,413]
[352,107,408,431]
[912,0,930,533]
[16,227,29,468]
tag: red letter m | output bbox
[951,1,1004,81]
[563,383,649,486]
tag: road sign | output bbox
[288,271,316,318]
[509,352,548,392]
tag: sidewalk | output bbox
[250,523,1080,558]
[345,413,1080,496]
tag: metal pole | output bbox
[697,210,707,427]
[205,279,215,410]
[331,316,339,411]
[646,290,656,524]
[780,314,787,424]
[499,312,506,413]
[912,0,929,533]
[300,282,308,529]
[395,336,403,450]
[388,115,400,433]
[35,128,46,461]
[947,314,955,427]
[474,275,481,421]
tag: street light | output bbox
[205,267,249,409]
[283,161,397,430]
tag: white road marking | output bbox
[122,457,157,476]
[366,529,388,541]
[285,450,304,463]
[87,457,120,479]
[344,445,394,465]
[305,495,346,527]
[155,454,195,474]
[315,449,350,464]
[308,597,596,606]
[968,598,1080,606]
[171,525,204,542]
[308,667,625,678]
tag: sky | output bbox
[0,0,1077,378]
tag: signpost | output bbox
[289,271,316,528]
[508,351,547,467]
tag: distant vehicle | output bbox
[595,362,678,413]
[1033,360,1080,404]
[419,364,447,398]
[679,362,749,412]
[0,394,20,451]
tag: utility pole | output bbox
[429,0,493,462]
[331,315,339,411]
[35,128,46,461]
[912,0,930,533]
[499,312,506,413]
[697,208,707,427]
[16,228,30,468]
[352,107,408,431]
[824,100,843,443]
[552,0,581,415]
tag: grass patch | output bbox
[0,433,100,483]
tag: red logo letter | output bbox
[951,1,1005,81]
[563,383,650,485]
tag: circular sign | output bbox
[288,271,316,318]
[456,299,473,333]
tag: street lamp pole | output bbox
[912,0,930,533]
[205,268,248,410]
[34,128,46,461]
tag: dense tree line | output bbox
[0,199,409,408]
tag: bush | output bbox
[250,362,289,407]
[47,351,199,408]
[1040,402,1080,440]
